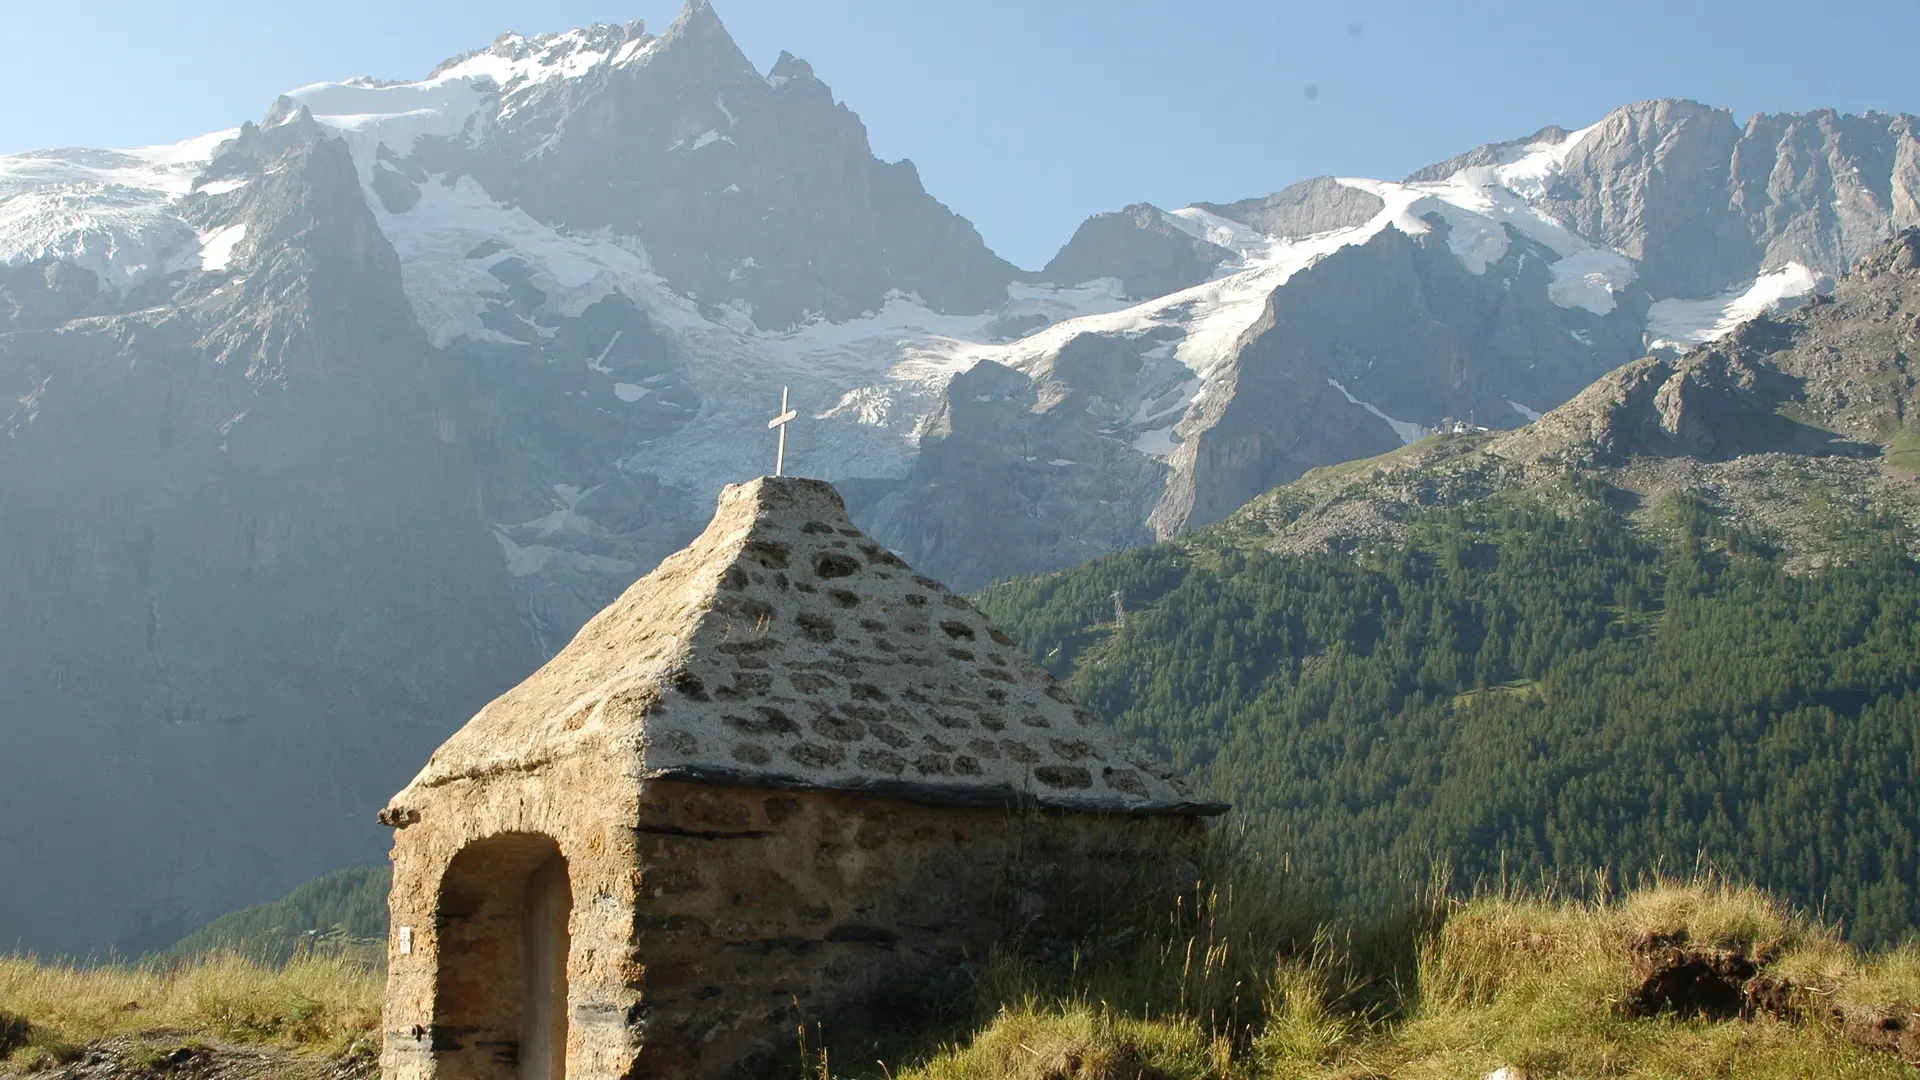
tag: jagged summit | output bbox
[767,50,816,83]
[664,0,726,35]
[650,0,757,78]
[392,476,1219,816]
[426,21,648,81]
[1401,119,1583,184]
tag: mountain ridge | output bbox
[1223,228,1920,564]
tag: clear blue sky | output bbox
[5,1,1917,269]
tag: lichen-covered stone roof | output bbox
[392,476,1222,816]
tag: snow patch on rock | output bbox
[284,77,495,168]
[1645,263,1828,350]
[366,172,695,347]
[198,223,247,272]
[1327,377,1429,445]
[1335,123,1636,316]
[1508,398,1545,423]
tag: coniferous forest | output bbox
[975,481,1920,945]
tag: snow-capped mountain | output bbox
[2,1,1916,952]
[867,104,1917,586]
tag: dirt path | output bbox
[6,1035,372,1080]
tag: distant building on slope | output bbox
[375,476,1224,1080]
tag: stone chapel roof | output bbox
[389,476,1225,816]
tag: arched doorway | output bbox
[433,833,573,1080]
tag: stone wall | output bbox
[381,749,645,1080]
[381,767,1205,1080]
[627,779,1206,1078]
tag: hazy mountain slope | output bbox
[165,866,388,966]
[0,116,539,954]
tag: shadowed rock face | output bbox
[862,352,1172,595]
[0,259,101,331]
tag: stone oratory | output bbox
[377,476,1224,1079]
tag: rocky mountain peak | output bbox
[767,50,818,85]
[1193,177,1385,239]
[389,1,1016,328]
[648,0,757,82]
[1041,203,1235,300]
[427,20,651,86]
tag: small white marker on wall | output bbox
[398,925,413,955]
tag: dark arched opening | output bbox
[433,833,573,1080]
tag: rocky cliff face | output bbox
[1534,100,1920,298]
[2,0,1918,952]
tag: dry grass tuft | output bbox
[898,1006,1223,1080]
[0,950,380,1071]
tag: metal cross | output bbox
[767,385,798,477]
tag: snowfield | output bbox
[1646,263,1829,351]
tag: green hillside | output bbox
[165,867,390,966]
[976,482,1920,945]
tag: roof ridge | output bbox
[393,476,1218,816]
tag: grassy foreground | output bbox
[811,872,1920,1080]
[0,952,379,1071]
[5,875,1917,1078]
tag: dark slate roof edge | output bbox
[642,765,1231,817]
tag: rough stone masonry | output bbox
[376,475,1225,1080]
